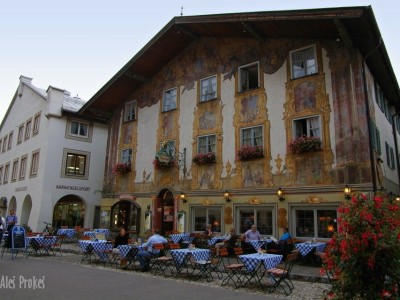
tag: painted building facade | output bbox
[0,76,108,232]
[80,7,400,240]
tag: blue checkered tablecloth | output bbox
[83,231,95,237]
[208,235,228,246]
[94,229,110,235]
[170,233,193,244]
[78,240,113,260]
[57,229,76,238]
[239,253,283,272]
[248,239,272,250]
[117,245,143,258]
[170,248,210,266]
[295,242,326,256]
[26,236,57,247]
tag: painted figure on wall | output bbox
[199,111,216,130]
[242,164,263,188]
[123,123,133,144]
[240,95,258,122]
[294,81,316,112]
[198,167,214,189]
[162,114,174,138]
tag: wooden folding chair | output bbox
[266,250,299,295]
[221,247,246,288]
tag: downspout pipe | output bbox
[361,38,382,192]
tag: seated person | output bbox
[136,229,167,271]
[243,225,261,253]
[268,227,293,256]
[215,227,237,256]
[204,224,213,237]
[112,226,129,267]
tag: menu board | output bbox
[11,226,26,250]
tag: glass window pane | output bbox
[317,210,337,238]
[295,210,314,237]
[193,207,207,231]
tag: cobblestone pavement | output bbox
[55,244,331,300]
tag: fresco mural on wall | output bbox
[294,81,316,112]
[162,114,174,138]
[295,154,323,185]
[123,123,133,144]
[240,95,259,122]
[199,111,216,130]
[242,163,264,188]
[198,166,215,189]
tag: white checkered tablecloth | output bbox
[208,235,228,246]
[239,253,283,272]
[170,248,210,266]
[295,242,326,256]
[57,229,76,238]
[170,233,191,244]
[26,236,57,247]
[117,245,143,258]
[248,239,271,250]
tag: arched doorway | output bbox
[8,196,17,212]
[53,195,85,228]
[110,201,140,232]
[20,195,32,227]
[155,189,176,236]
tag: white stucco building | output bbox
[0,76,108,232]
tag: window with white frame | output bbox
[191,206,222,233]
[291,45,317,79]
[3,163,10,184]
[162,88,177,112]
[238,62,259,92]
[124,100,137,122]
[2,135,7,153]
[121,148,132,164]
[11,159,18,181]
[61,149,89,179]
[293,116,321,138]
[241,126,263,147]
[197,135,216,154]
[30,150,40,177]
[19,155,27,180]
[17,125,24,144]
[292,206,338,239]
[25,119,32,140]
[8,131,13,150]
[70,120,89,137]
[0,165,3,185]
[236,206,274,235]
[200,75,217,102]
[33,113,41,135]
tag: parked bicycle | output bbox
[43,222,57,236]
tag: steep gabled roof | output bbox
[79,6,400,121]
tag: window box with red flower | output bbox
[288,135,321,154]
[193,152,216,165]
[112,162,131,175]
[153,157,176,170]
[237,145,264,161]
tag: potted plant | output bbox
[288,135,322,154]
[193,152,216,164]
[237,145,264,161]
[153,157,176,170]
[112,162,132,175]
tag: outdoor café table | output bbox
[170,248,210,276]
[26,236,58,256]
[94,229,110,236]
[207,235,228,246]
[83,231,96,238]
[170,233,193,244]
[238,253,283,286]
[57,228,76,238]
[295,242,326,256]
[117,244,143,258]
[295,242,326,265]
[78,240,113,263]
[249,239,272,251]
